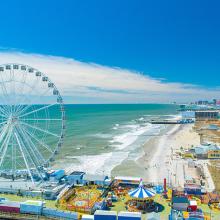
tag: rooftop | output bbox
[22,200,44,206]
[118,211,141,217]
[172,197,189,204]
[94,210,117,216]
[114,176,141,182]
[69,171,85,176]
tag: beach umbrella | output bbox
[128,180,156,199]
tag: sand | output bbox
[113,122,215,191]
[137,124,201,184]
[112,124,199,182]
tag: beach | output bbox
[139,124,200,184]
[113,123,201,184]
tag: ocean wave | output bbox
[89,133,112,139]
[112,123,119,130]
[109,122,154,150]
[65,151,129,176]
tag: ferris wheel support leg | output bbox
[17,125,45,163]
[14,132,35,186]
[0,123,10,150]
[18,125,46,170]
[16,127,44,182]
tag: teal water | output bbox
[53,104,178,175]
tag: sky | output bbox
[0,0,219,103]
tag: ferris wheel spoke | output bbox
[0,126,11,154]
[27,81,52,106]
[13,70,28,114]
[15,127,45,180]
[0,101,11,117]
[10,68,16,112]
[18,125,46,164]
[11,135,16,173]
[19,103,56,118]
[14,132,35,184]
[15,82,52,116]
[15,75,50,113]
[0,108,8,118]
[0,105,11,117]
[14,68,40,108]
[21,118,62,121]
[22,126,53,154]
[0,123,10,147]
[13,93,32,115]
[0,107,7,117]
[20,121,60,138]
[0,121,7,127]
[0,80,13,85]
[0,126,13,168]
[14,104,30,117]
[0,125,6,135]
[0,74,12,112]
[21,77,40,103]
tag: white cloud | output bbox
[0,51,218,103]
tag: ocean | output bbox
[52,104,178,176]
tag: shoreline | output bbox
[140,123,201,185]
[111,124,176,179]
[55,121,211,189]
[112,123,202,185]
[137,124,182,183]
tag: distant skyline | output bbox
[0,0,219,103]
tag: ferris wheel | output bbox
[0,63,65,183]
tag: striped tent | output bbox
[128,180,156,199]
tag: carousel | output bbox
[126,180,157,213]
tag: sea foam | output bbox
[65,151,128,176]
[109,123,154,150]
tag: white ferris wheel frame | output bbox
[0,63,65,184]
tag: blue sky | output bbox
[0,0,219,103]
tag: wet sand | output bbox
[112,124,201,185]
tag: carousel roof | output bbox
[128,181,156,199]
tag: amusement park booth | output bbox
[118,211,141,220]
[20,200,44,215]
[42,208,78,219]
[0,201,20,213]
[94,210,117,220]
[82,214,94,220]
[172,197,189,211]
[83,174,109,186]
[188,200,198,212]
[67,171,85,185]
[114,176,141,187]
[184,184,202,195]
